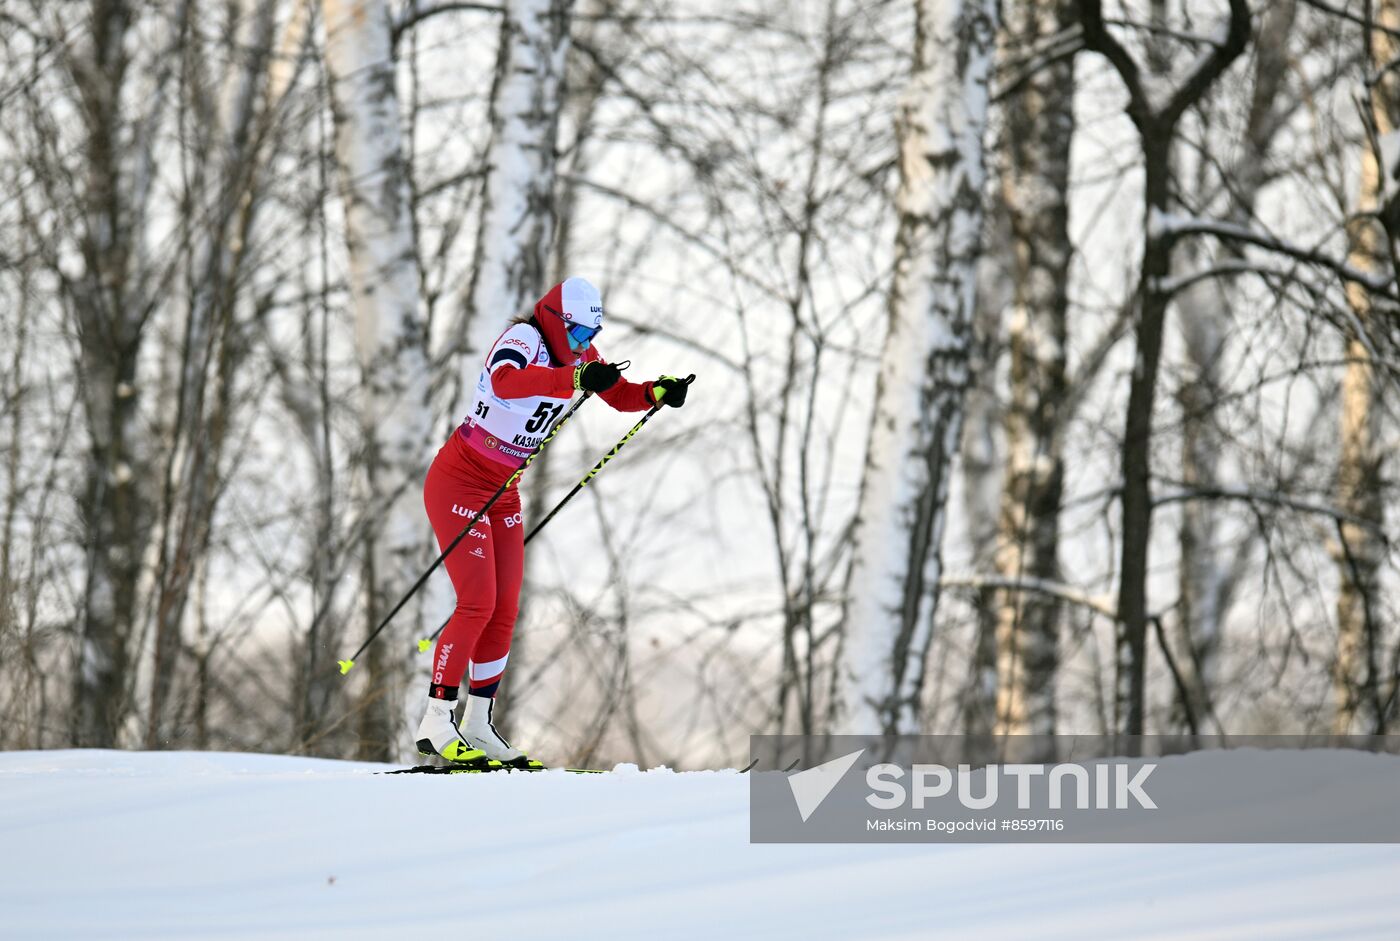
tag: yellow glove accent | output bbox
[652,375,680,404]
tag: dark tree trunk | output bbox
[71,0,147,748]
[1077,0,1250,738]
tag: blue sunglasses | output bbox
[566,321,600,345]
[545,303,602,346]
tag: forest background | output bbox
[1,0,1396,768]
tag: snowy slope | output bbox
[1,750,1398,940]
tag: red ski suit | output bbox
[424,304,654,701]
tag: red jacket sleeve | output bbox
[491,363,576,400]
[490,348,656,409]
[590,347,656,412]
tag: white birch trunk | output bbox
[459,0,573,364]
[1171,0,1296,735]
[322,0,431,759]
[1172,271,1226,728]
[839,0,997,739]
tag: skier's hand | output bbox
[575,361,622,393]
[650,375,689,407]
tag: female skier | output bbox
[414,277,688,769]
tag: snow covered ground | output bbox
[2,750,1399,940]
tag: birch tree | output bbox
[839,0,998,739]
[458,0,575,364]
[322,0,432,759]
[989,0,1075,743]
[1168,0,1298,733]
[1333,0,1397,734]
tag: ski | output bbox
[382,764,607,775]
[385,760,757,775]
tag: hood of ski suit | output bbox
[533,278,604,364]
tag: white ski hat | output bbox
[553,277,603,330]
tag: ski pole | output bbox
[414,374,694,653]
[338,390,593,676]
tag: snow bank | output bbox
[1,750,1397,939]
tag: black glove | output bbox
[574,361,622,393]
[651,375,688,408]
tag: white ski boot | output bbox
[461,695,542,770]
[414,696,499,770]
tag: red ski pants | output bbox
[422,435,524,700]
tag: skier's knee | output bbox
[454,593,495,622]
